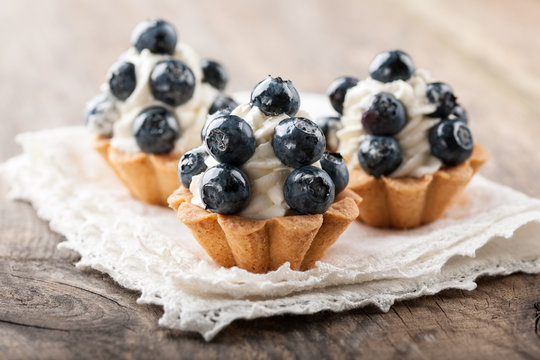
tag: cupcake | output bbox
[168,77,361,273]
[85,20,237,205]
[326,50,488,228]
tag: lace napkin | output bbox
[2,95,540,341]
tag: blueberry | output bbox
[131,19,177,55]
[178,146,208,188]
[84,93,119,137]
[327,76,358,114]
[201,112,225,141]
[209,94,238,115]
[426,82,457,118]
[204,115,256,166]
[150,60,195,107]
[362,93,407,136]
[200,164,251,214]
[450,104,468,123]
[429,119,473,166]
[108,61,136,101]
[313,116,342,152]
[284,165,335,215]
[357,136,402,178]
[201,106,239,141]
[132,106,180,154]
[250,76,300,116]
[201,59,228,91]
[369,50,415,83]
[272,117,326,168]
[320,152,349,194]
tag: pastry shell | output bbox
[168,187,361,273]
[93,136,180,206]
[348,144,488,228]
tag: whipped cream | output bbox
[103,43,218,154]
[189,104,316,220]
[338,69,442,178]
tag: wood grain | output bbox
[1,0,539,358]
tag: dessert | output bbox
[85,20,237,205]
[326,50,488,228]
[168,77,361,273]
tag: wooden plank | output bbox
[1,258,539,359]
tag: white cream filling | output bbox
[190,104,317,220]
[105,43,218,154]
[338,69,442,178]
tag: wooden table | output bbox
[1,0,539,358]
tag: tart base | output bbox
[93,137,180,206]
[348,144,488,228]
[168,188,361,273]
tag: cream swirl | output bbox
[189,104,315,220]
[338,69,442,178]
[106,43,218,155]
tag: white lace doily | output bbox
[2,94,540,341]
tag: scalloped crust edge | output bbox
[348,144,488,229]
[93,137,180,206]
[168,188,362,273]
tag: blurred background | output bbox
[1,0,539,193]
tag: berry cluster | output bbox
[85,20,237,155]
[327,50,474,178]
[178,77,349,216]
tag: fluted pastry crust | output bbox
[168,187,361,273]
[94,137,180,205]
[348,144,488,228]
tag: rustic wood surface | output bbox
[1,0,539,359]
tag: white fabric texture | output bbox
[2,94,540,341]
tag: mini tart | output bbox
[348,144,488,229]
[168,187,361,273]
[94,136,179,205]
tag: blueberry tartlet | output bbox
[168,77,361,273]
[327,50,488,228]
[85,19,236,205]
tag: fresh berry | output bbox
[84,93,119,137]
[283,165,335,215]
[150,60,195,106]
[250,76,300,116]
[204,115,256,166]
[208,94,238,115]
[450,104,468,123]
[108,61,136,101]
[131,20,177,55]
[362,93,407,136]
[201,112,226,141]
[314,116,342,152]
[201,106,238,141]
[429,119,473,166]
[178,146,208,188]
[320,152,349,194]
[200,164,251,214]
[132,106,180,154]
[272,117,326,168]
[357,136,403,178]
[201,59,228,91]
[426,82,457,118]
[369,50,415,83]
[327,76,358,114]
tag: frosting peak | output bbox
[189,104,315,220]
[338,69,443,178]
[108,44,218,155]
